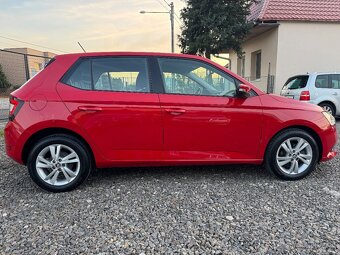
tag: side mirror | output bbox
[237,84,251,98]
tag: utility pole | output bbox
[170,2,175,53]
[140,1,175,53]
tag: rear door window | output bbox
[62,57,150,93]
[330,74,340,89]
[315,75,330,89]
[283,76,309,90]
[92,57,150,93]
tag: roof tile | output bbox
[249,0,340,22]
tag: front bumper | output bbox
[320,125,338,162]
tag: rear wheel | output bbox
[265,129,319,180]
[27,134,92,192]
[319,102,335,116]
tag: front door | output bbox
[57,56,163,162]
[157,57,263,162]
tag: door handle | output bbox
[78,106,103,112]
[164,108,186,116]
[332,92,338,96]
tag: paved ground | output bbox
[0,120,339,254]
[0,97,9,121]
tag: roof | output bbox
[57,51,203,59]
[249,0,340,22]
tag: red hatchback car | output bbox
[5,52,337,192]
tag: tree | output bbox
[179,0,257,59]
[0,64,11,89]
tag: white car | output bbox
[281,72,340,116]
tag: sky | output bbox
[0,0,187,54]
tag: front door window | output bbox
[158,58,237,97]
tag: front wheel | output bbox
[27,134,92,192]
[265,129,319,180]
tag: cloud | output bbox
[0,0,185,53]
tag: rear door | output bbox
[280,75,309,99]
[57,56,163,163]
[156,57,263,162]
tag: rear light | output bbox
[9,96,24,121]
[299,91,310,101]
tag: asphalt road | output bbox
[0,120,339,254]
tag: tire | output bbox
[264,128,319,180]
[319,102,335,116]
[27,134,92,192]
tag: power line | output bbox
[0,35,70,53]
[174,14,182,26]
[155,0,169,11]
[155,0,183,26]
[162,0,171,7]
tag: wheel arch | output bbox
[318,100,336,112]
[22,127,96,165]
[264,125,323,162]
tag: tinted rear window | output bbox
[63,59,92,90]
[283,76,309,90]
[61,57,150,92]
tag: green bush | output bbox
[0,64,11,89]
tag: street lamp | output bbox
[140,2,175,53]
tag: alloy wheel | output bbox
[35,144,81,186]
[322,105,333,115]
[276,137,313,175]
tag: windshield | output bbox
[283,75,309,90]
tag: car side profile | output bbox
[280,72,340,116]
[4,52,338,192]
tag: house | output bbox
[0,48,55,86]
[229,0,340,94]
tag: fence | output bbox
[243,75,276,94]
[0,49,53,120]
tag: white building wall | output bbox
[230,28,278,92]
[275,21,340,94]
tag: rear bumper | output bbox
[4,120,25,164]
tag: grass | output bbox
[0,129,4,137]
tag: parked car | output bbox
[4,52,338,192]
[280,72,340,116]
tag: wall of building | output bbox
[275,21,340,94]
[0,50,27,87]
[229,28,279,92]
[0,48,56,87]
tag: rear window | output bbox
[283,76,309,90]
[63,59,92,90]
[61,57,150,93]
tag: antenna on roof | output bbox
[77,42,86,53]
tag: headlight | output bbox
[322,111,336,126]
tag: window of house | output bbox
[251,50,261,80]
[315,75,330,89]
[158,58,237,97]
